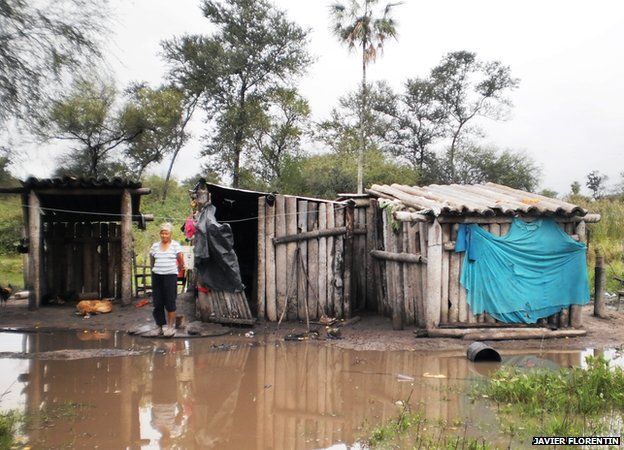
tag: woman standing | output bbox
[150,223,184,337]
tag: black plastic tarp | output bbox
[194,203,244,292]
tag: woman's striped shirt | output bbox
[150,240,182,275]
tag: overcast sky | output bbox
[18,0,624,195]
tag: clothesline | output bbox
[19,203,349,225]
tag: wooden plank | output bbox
[383,214,395,320]
[333,206,346,319]
[358,207,367,310]
[402,225,414,325]
[448,224,460,323]
[365,204,375,311]
[390,222,404,330]
[418,222,428,325]
[297,201,308,322]
[570,220,585,328]
[273,227,348,244]
[286,196,298,321]
[440,224,451,324]
[120,190,133,304]
[307,203,319,320]
[266,198,277,321]
[318,203,328,317]
[326,204,336,317]
[407,223,421,326]
[275,195,287,321]
[371,200,385,315]
[425,220,443,329]
[458,248,467,323]
[100,223,109,297]
[370,250,426,263]
[257,197,266,319]
[28,191,42,310]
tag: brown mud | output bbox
[0,293,622,352]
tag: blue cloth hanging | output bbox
[455,218,589,323]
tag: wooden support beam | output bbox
[570,220,587,327]
[438,214,600,224]
[425,220,443,329]
[21,187,151,196]
[28,191,42,310]
[120,189,133,305]
[426,327,586,340]
[343,203,355,319]
[274,226,347,244]
[370,250,427,264]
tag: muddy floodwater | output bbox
[0,331,605,449]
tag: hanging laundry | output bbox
[183,216,196,240]
[193,202,244,292]
[455,218,589,324]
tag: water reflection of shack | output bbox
[0,177,152,308]
[188,181,600,338]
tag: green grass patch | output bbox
[364,398,494,449]
[0,254,23,290]
[477,355,624,439]
[0,410,22,449]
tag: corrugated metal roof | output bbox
[21,176,142,190]
[367,182,587,217]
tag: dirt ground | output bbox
[0,293,623,352]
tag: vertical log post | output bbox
[594,250,607,318]
[120,189,133,305]
[570,220,587,327]
[257,197,266,319]
[28,191,41,310]
[425,219,443,329]
[343,202,354,319]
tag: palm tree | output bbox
[329,0,400,193]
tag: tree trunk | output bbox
[358,41,367,195]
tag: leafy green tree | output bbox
[372,78,447,172]
[249,88,310,183]
[277,149,419,199]
[570,181,581,196]
[45,79,184,178]
[539,189,558,199]
[162,0,311,187]
[430,51,519,181]
[45,79,141,177]
[317,83,392,158]
[329,0,400,193]
[586,170,608,200]
[428,145,539,191]
[123,84,186,178]
[0,0,108,126]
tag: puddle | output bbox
[0,331,609,449]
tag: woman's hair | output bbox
[159,222,173,232]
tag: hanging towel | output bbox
[455,218,589,323]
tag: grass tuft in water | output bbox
[478,355,624,438]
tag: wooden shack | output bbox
[359,182,601,331]
[0,177,152,309]
[195,184,356,323]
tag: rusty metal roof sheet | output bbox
[367,182,587,217]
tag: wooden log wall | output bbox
[43,222,122,300]
[257,195,352,321]
[379,216,588,329]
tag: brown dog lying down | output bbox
[76,300,113,315]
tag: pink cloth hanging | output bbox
[184,216,196,239]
